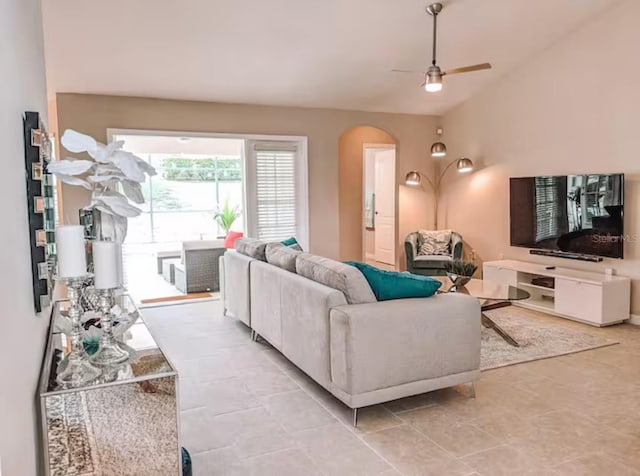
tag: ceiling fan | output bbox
[393,2,491,93]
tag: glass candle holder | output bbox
[89,288,130,367]
[56,276,102,388]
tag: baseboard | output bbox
[628,314,640,326]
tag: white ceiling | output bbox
[42,0,617,115]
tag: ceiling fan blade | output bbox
[391,69,425,75]
[444,63,492,75]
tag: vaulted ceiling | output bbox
[42,0,618,115]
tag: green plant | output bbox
[214,200,241,235]
[161,157,242,181]
[444,260,477,277]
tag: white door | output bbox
[373,148,396,265]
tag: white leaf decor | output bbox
[93,191,142,217]
[47,159,95,176]
[87,175,119,183]
[121,180,145,204]
[50,129,157,241]
[134,156,157,176]
[60,129,98,154]
[53,174,93,190]
[107,150,147,182]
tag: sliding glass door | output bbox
[110,131,308,249]
[129,153,243,243]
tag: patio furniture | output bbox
[156,250,181,274]
[162,258,181,284]
[174,240,226,293]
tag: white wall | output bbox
[441,0,640,314]
[0,0,49,474]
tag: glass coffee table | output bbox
[434,276,531,347]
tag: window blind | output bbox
[535,176,567,242]
[254,146,297,241]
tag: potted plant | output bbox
[214,200,240,238]
[48,129,157,243]
[444,260,478,289]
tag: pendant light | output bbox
[430,127,447,157]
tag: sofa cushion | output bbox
[345,262,442,301]
[417,229,451,256]
[413,254,452,269]
[295,254,376,304]
[265,242,301,272]
[235,237,268,261]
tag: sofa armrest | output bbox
[404,233,419,271]
[451,232,463,260]
[329,293,480,396]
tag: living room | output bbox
[3,0,640,475]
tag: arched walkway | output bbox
[338,125,397,263]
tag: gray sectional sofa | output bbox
[220,238,481,425]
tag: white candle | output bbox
[115,243,124,287]
[55,225,87,278]
[93,241,122,289]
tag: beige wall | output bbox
[55,93,439,262]
[338,126,395,263]
[441,0,640,314]
[1,0,50,474]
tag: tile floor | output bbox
[142,300,640,476]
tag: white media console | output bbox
[483,260,631,327]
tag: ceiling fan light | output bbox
[405,171,421,186]
[430,141,447,157]
[425,79,442,93]
[456,157,474,173]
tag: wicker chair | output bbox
[174,240,226,293]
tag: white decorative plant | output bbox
[48,129,157,242]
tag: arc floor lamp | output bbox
[405,157,474,229]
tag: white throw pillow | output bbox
[417,229,451,256]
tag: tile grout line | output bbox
[289,371,408,476]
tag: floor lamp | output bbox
[405,157,473,229]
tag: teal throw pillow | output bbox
[281,237,303,251]
[344,261,442,301]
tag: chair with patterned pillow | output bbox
[405,230,463,276]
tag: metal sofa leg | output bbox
[352,408,358,427]
[250,329,256,341]
[468,382,476,398]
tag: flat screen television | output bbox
[510,174,624,259]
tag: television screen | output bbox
[510,174,624,259]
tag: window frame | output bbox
[107,129,309,250]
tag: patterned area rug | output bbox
[481,307,619,370]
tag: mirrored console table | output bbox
[38,294,182,475]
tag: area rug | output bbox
[481,307,619,370]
